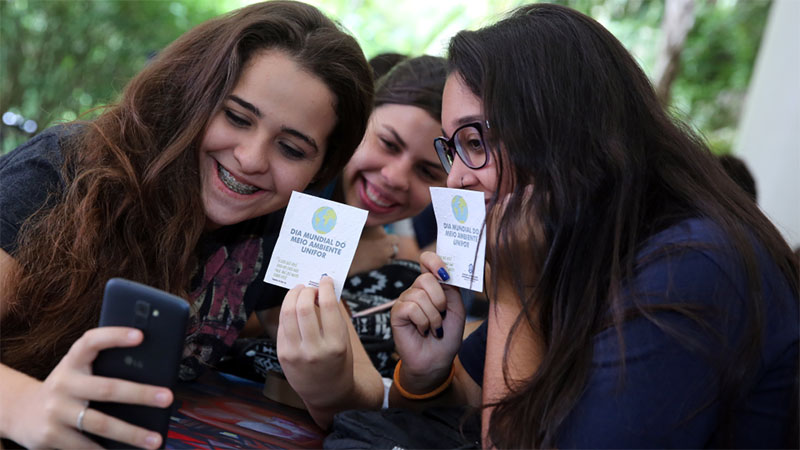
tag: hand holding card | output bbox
[430,187,487,292]
[264,191,368,299]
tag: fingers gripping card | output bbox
[264,191,368,300]
[430,187,486,292]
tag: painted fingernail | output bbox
[436,327,444,339]
[437,268,450,281]
[440,309,447,319]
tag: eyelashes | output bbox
[225,109,250,127]
[223,109,310,161]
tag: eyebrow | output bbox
[281,127,320,154]
[229,95,261,118]
[385,126,407,149]
[229,95,320,154]
[441,115,484,137]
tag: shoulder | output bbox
[623,216,797,363]
[0,125,75,173]
[631,218,792,307]
[0,126,83,254]
[620,217,797,362]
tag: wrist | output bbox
[398,358,451,390]
[300,372,361,430]
[301,369,357,410]
[394,359,455,399]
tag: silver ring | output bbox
[76,405,88,432]
[390,243,399,259]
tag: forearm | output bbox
[0,363,38,439]
[302,305,383,429]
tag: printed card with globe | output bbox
[264,191,368,300]
[430,187,486,292]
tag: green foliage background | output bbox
[0,0,770,154]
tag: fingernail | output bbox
[436,327,444,339]
[437,268,450,281]
[155,391,170,405]
[440,309,447,319]
[128,330,140,341]
[145,434,160,448]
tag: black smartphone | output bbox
[88,277,189,448]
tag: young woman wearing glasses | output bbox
[388,4,798,448]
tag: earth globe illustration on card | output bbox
[312,207,337,234]
[451,195,468,223]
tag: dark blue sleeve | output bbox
[0,129,66,255]
[557,239,798,448]
[412,204,437,248]
[459,320,487,386]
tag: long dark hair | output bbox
[2,0,373,380]
[374,54,447,122]
[448,4,798,447]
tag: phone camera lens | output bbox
[134,300,150,329]
[135,300,150,317]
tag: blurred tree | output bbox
[1,0,771,155]
[313,0,530,58]
[0,0,231,152]
[654,0,696,103]
[549,0,770,154]
[670,0,771,153]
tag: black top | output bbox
[0,126,289,380]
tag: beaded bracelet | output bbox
[393,359,456,400]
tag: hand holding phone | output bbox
[2,327,171,449]
[88,278,189,448]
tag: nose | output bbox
[447,157,477,189]
[381,159,411,191]
[234,136,270,174]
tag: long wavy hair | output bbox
[2,0,373,380]
[448,4,798,447]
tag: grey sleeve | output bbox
[0,129,66,255]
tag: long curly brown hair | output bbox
[2,0,373,380]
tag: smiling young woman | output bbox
[0,2,372,448]
[199,50,336,230]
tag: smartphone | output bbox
[88,277,189,448]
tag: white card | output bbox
[264,191,368,300]
[430,187,486,292]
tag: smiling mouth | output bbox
[217,162,260,195]
[363,179,394,208]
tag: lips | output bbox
[364,180,392,207]
[358,178,400,213]
[217,162,260,195]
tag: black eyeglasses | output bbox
[433,121,490,173]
